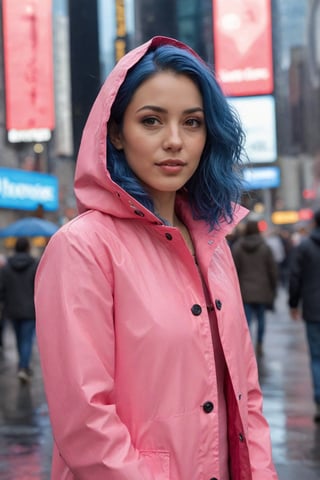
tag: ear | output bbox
[108,121,123,150]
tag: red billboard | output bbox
[212,0,274,96]
[2,0,55,142]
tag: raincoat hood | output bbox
[8,252,35,271]
[74,36,203,220]
[239,234,265,253]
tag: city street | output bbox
[0,287,319,479]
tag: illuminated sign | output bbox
[243,166,280,190]
[213,0,273,96]
[272,211,299,225]
[0,168,58,211]
[2,0,55,142]
[115,0,126,61]
[228,95,277,163]
[272,209,314,225]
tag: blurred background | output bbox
[0,0,319,242]
[0,3,320,479]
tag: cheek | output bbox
[192,136,206,157]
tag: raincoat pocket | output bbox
[140,450,170,479]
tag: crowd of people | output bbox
[229,211,320,424]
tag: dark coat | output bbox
[232,233,278,305]
[0,252,38,320]
[288,226,320,323]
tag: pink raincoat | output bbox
[35,37,278,480]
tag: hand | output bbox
[290,308,301,321]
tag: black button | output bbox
[203,401,214,413]
[210,478,218,480]
[215,299,222,310]
[165,233,173,240]
[191,304,202,316]
[239,433,244,442]
[134,209,144,217]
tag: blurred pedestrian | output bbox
[0,253,7,352]
[0,237,38,383]
[291,222,309,247]
[232,220,278,356]
[35,37,278,479]
[288,209,320,422]
[265,227,287,287]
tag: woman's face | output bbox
[111,71,207,202]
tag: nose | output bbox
[163,123,183,151]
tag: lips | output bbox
[156,160,186,166]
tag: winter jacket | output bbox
[0,252,38,320]
[232,234,278,306]
[289,226,320,323]
[35,36,278,480]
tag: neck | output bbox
[153,193,177,225]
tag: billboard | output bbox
[212,0,273,96]
[243,166,280,190]
[228,95,277,163]
[0,168,58,211]
[2,0,55,143]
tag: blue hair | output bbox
[107,44,246,229]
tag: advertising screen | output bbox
[0,168,58,211]
[228,95,277,163]
[2,0,55,142]
[213,0,273,96]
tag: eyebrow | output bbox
[136,105,204,114]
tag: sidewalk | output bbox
[0,287,319,479]
[260,287,320,479]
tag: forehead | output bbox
[129,71,203,108]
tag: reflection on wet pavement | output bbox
[0,287,319,479]
[0,332,52,480]
[258,288,320,479]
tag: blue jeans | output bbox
[305,322,320,405]
[244,303,266,344]
[11,318,35,370]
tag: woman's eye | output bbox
[185,118,203,127]
[142,117,159,126]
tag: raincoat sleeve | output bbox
[35,227,157,479]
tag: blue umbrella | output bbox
[0,217,59,238]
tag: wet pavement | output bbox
[0,287,319,479]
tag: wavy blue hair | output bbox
[107,44,246,229]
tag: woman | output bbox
[35,37,278,480]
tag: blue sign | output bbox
[243,166,281,190]
[0,168,59,211]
